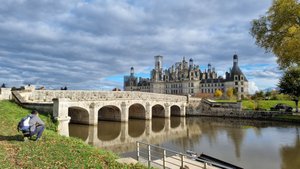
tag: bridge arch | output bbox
[68,106,90,124]
[170,105,181,116]
[129,103,146,119]
[98,105,121,121]
[152,104,166,118]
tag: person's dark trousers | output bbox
[30,125,45,140]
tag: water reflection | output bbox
[280,128,300,169]
[68,117,300,169]
[128,119,146,137]
[98,121,121,141]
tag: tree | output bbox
[1,83,5,88]
[250,0,300,69]
[226,88,233,99]
[278,67,300,112]
[214,89,223,98]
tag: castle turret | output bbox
[208,63,212,73]
[130,67,134,76]
[154,55,163,70]
[233,54,238,67]
[189,58,194,69]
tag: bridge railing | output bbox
[22,90,187,103]
[136,141,214,169]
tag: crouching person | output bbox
[29,110,45,141]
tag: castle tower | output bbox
[208,63,212,73]
[233,54,238,67]
[154,55,163,70]
[189,58,194,69]
[130,67,134,76]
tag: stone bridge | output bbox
[13,90,188,133]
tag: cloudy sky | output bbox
[0,0,281,93]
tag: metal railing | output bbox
[136,141,210,169]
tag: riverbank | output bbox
[0,100,145,168]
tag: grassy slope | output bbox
[216,100,298,110]
[0,100,145,169]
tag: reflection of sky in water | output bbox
[69,117,300,169]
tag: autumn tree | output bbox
[226,88,233,99]
[250,0,300,69]
[214,89,223,98]
[278,67,300,112]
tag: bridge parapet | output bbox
[21,90,187,103]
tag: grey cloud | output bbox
[0,0,277,90]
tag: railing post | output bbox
[148,144,151,168]
[136,142,140,161]
[163,149,166,169]
[180,153,184,168]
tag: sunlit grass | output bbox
[0,100,145,169]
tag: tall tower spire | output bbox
[154,55,163,70]
[130,67,134,76]
[233,54,238,67]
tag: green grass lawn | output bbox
[0,100,145,169]
[216,99,298,110]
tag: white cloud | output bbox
[248,81,259,94]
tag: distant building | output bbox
[124,54,248,99]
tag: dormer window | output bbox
[240,76,244,81]
[234,75,238,81]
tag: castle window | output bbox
[234,75,238,81]
[241,82,244,85]
[191,83,194,87]
[191,89,194,93]
[241,87,244,92]
[241,76,244,80]
[235,82,238,85]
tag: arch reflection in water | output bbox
[69,123,89,141]
[98,121,122,141]
[170,116,184,128]
[128,119,146,138]
[152,118,168,132]
[66,117,188,153]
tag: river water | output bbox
[69,117,300,169]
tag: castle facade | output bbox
[124,54,248,99]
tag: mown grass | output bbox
[216,99,298,110]
[0,100,145,169]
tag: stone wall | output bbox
[187,98,291,119]
[0,88,12,100]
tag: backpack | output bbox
[17,115,31,132]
